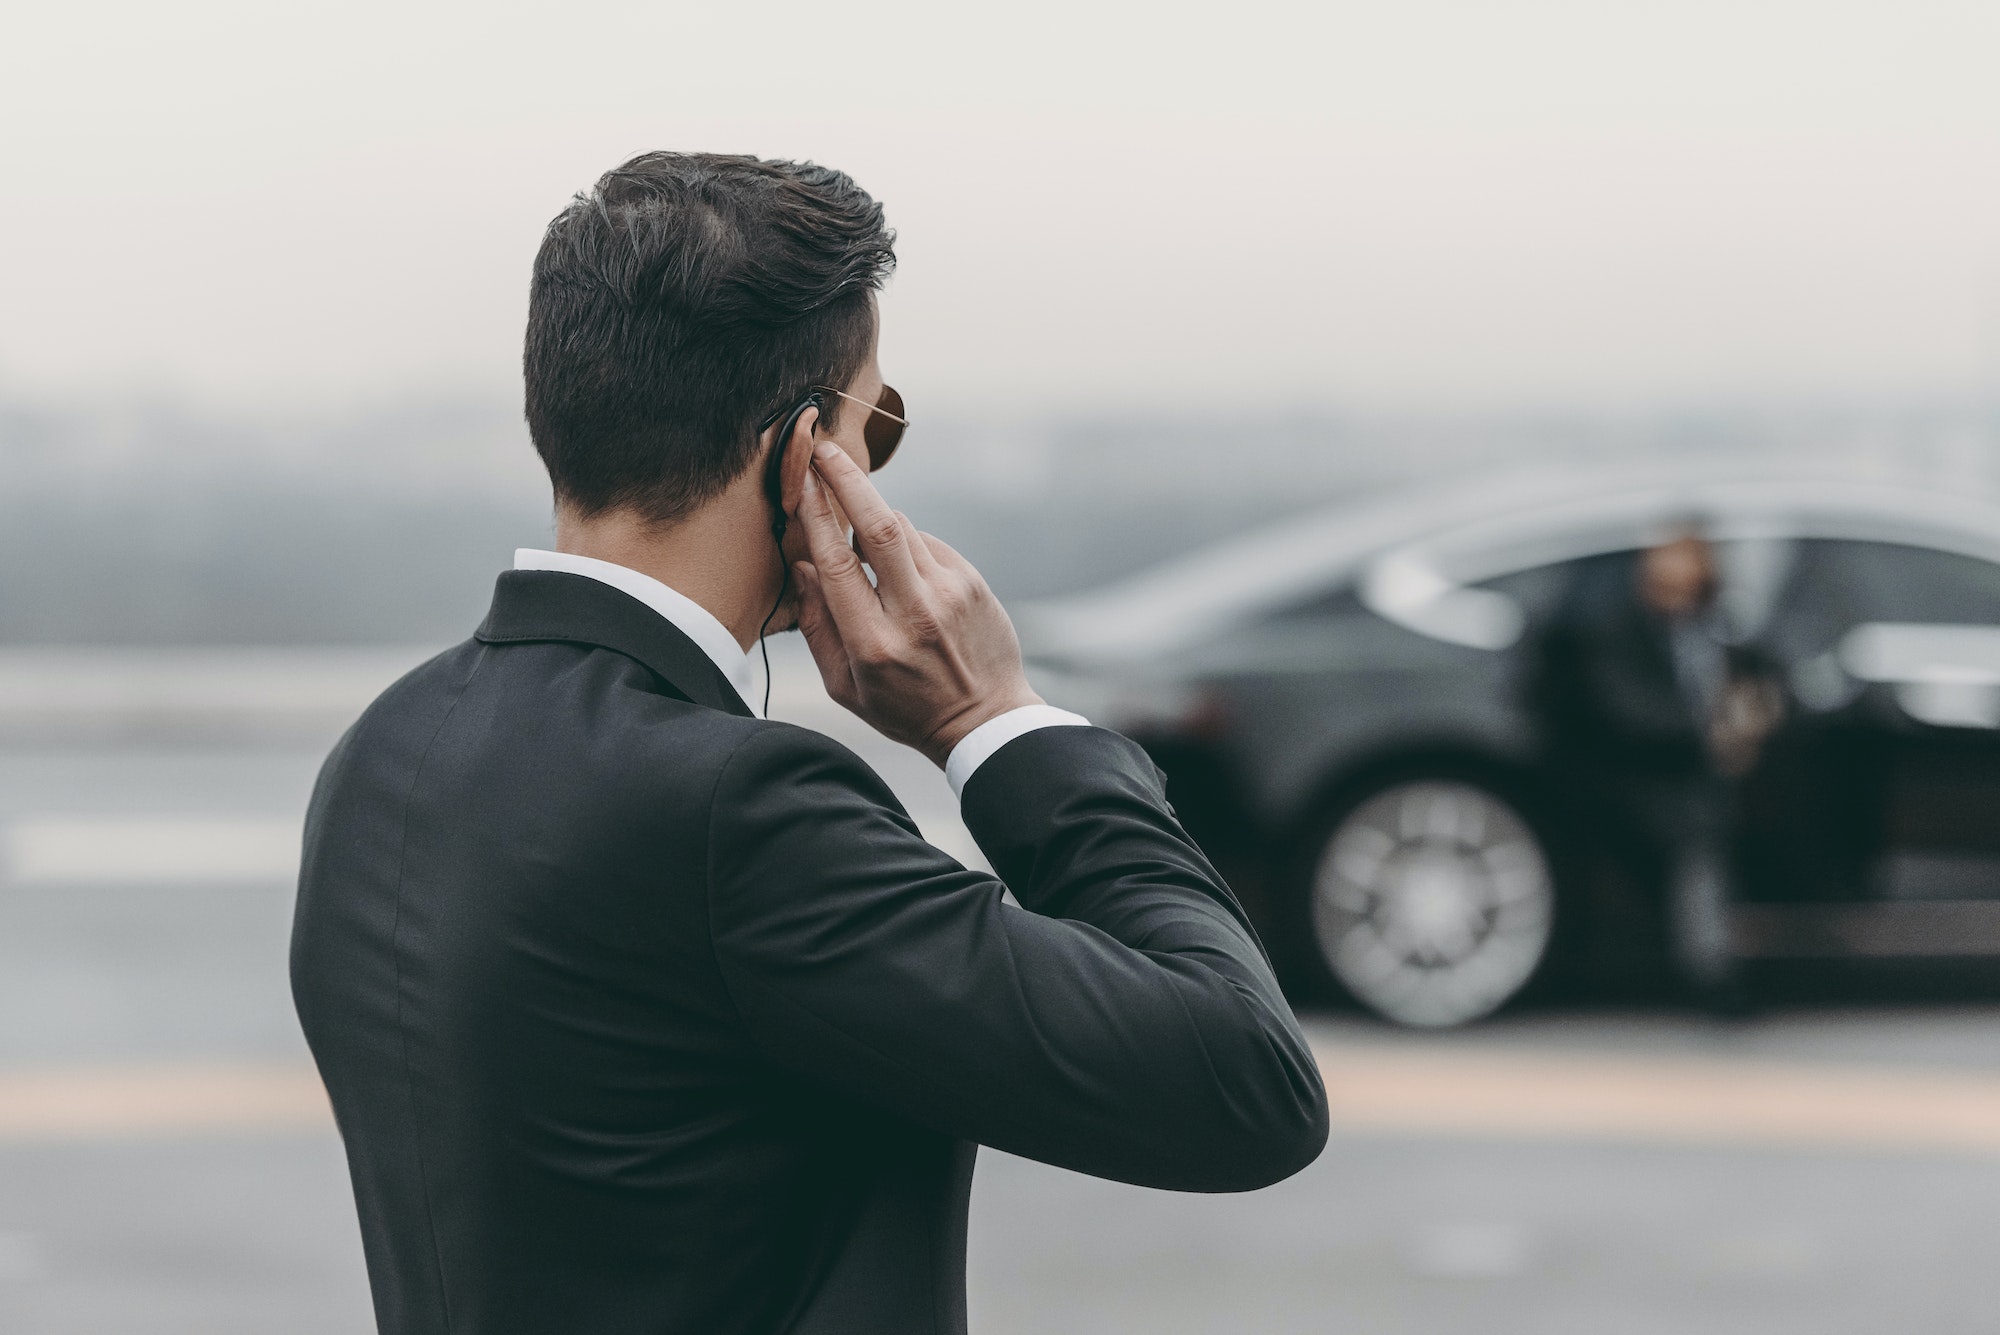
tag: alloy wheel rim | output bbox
[1311,780,1554,1028]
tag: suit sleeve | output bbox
[704,723,1328,1193]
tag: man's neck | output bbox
[552,478,775,652]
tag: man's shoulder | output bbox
[322,639,485,767]
[356,636,870,784]
[579,695,905,844]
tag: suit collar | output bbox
[509,548,754,697]
[475,570,757,719]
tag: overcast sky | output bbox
[4,0,1999,416]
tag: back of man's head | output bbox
[525,152,896,524]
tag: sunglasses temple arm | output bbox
[827,386,908,428]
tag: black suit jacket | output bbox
[1530,551,1710,774]
[291,571,1327,1335]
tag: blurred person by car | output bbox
[1527,522,1784,1011]
[1025,460,2000,1028]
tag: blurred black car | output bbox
[1021,460,2000,1027]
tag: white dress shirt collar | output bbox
[513,548,760,717]
[511,549,1092,793]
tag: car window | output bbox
[1786,540,2000,623]
[1269,584,1367,621]
[1478,538,1795,633]
[1760,540,2000,667]
[1829,542,2000,623]
[1477,560,1578,626]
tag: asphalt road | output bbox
[5,646,2000,1333]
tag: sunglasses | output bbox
[760,383,909,471]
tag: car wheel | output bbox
[1308,778,1555,1028]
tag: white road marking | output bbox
[4,817,302,884]
[0,645,430,715]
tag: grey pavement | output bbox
[972,1130,2000,1335]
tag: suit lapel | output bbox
[474,570,757,719]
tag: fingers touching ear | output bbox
[796,465,880,632]
[791,560,856,706]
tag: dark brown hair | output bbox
[524,152,896,522]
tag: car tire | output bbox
[1305,777,1556,1028]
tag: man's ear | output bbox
[778,404,819,519]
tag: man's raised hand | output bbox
[791,439,1042,767]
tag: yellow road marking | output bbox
[0,1065,328,1141]
[6,1044,2000,1155]
[1313,1041,2000,1156]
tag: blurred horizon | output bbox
[7,387,2000,644]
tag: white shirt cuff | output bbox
[944,705,1092,799]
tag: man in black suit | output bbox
[291,152,1327,1335]
[1530,527,1780,1006]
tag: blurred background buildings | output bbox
[7,399,2000,642]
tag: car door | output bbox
[1739,538,2000,956]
